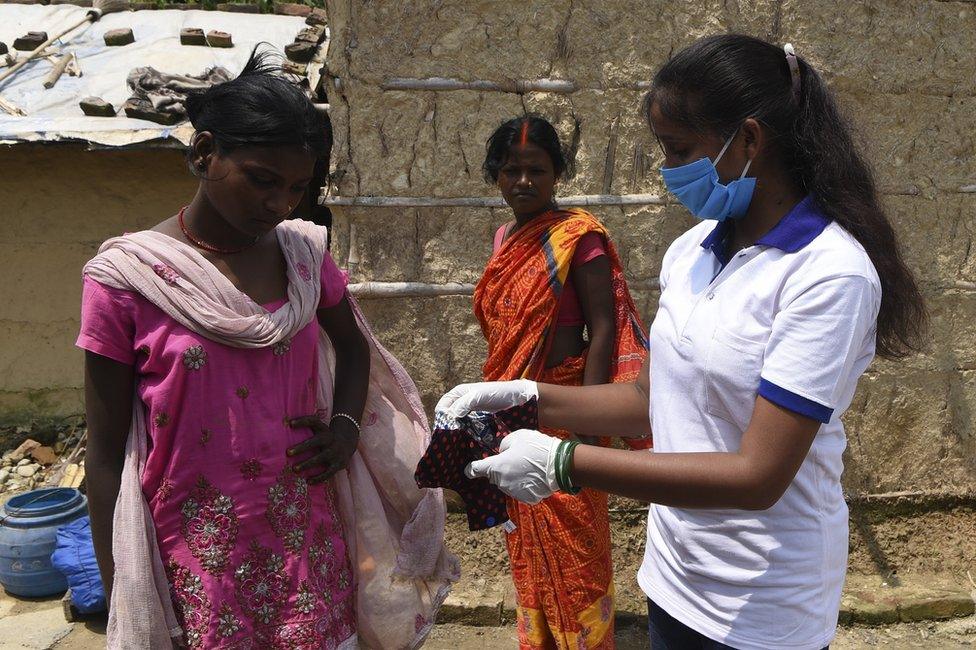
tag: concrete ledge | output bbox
[436,573,976,628]
[840,575,976,625]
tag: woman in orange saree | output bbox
[473,116,650,649]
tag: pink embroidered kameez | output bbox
[78,254,356,649]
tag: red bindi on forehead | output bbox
[518,120,529,147]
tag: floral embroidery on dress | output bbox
[166,559,211,648]
[335,614,355,642]
[364,411,378,427]
[307,523,346,601]
[296,262,312,282]
[241,458,263,481]
[223,640,257,650]
[180,476,239,575]
[266,466,310,552]
[337,565,351,591]
[322,483,340,515]
[183,345,207,370]
[156,478,175,503]
[264,621,319,650]
[199,429,212,447]
[216,603,243,639]
[308,529,336,601]
[295,580,316,614]
[234,541,288,626]
[153,263,180,285]
[154,412,170,428]
[415,614,427,633]
[272,339,291,356]
[599,595,612,623]
[236,386,250,399]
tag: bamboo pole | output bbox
[43,54,73,89]
[376,77,664,94]
[381,77,577,94]
[0,95,25,116]
[321,193,666,208]
[348,281,476,298]
[344,278,661,298]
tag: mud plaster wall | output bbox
[322,0,976,496]
[0,145,197,426]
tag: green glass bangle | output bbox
[554,441,571,492]
[565,441,582,495]
[553,441,566,490]
[558,440,581,495]
[552,440,566,492]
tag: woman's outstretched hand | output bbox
[436,379,539,419]
[465,429,561,504]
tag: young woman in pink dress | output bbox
[80,52,455,649]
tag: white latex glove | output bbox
[464,429,560,505]
[435,379,539,420]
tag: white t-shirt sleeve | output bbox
[759,274,880,423]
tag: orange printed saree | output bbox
[473,208,649,649]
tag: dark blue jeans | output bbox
[647,598,829,650]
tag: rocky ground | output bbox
[0,426,86,497]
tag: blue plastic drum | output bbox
[0,488,88,597]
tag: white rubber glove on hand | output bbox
[464,429,560,505]
[435,379,539,419]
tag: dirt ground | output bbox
[419,619,976,650]
[3,503,973,648]
[1,584,972,650]
[35,613,976,649]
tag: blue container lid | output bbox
[3,488,85,520]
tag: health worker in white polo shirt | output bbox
[438,35,928,650]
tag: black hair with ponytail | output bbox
[645,34,926,359]
[185,47,330,159]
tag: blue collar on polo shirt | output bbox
[700,195,831,266]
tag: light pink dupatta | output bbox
[84,219,458,649]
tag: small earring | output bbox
[197,161,205,170]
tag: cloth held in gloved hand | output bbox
[415,399,539,530]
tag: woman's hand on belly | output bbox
[287,414,359,483]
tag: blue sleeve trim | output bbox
[758,378,833,423]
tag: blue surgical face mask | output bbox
[659,132,756,222]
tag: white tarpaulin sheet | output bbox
[0,5,315,147]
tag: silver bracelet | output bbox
[330,412,362,436]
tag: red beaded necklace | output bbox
[178,207,258,255]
